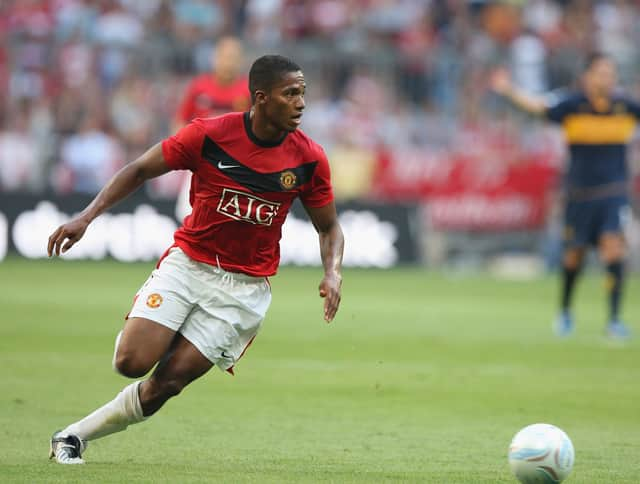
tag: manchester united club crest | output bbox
[279,170,297,190]
[146,293,163,308]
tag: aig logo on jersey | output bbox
[217,188,281,226]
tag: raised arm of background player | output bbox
[46,143,344,322]
[490,68,548,116]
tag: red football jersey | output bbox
[176,74,251,122]
[161,112,334,276]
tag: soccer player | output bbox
[174,36,251,220]
[47,55,344,464]
[492,52,638,338]
[174,36,250,126]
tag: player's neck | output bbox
[248,110,286,144]
[585,89,610,112]
[213,73,234,86]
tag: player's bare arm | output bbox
[305,201,344,322]
[47,143,171,257]
[490,68,547,116]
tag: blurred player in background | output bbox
[47,55,344,464]
[492,52,639,339]
[174,36,251,220]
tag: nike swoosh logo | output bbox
[202,136,319,192]
[221,351,233,359]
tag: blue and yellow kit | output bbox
[545,92,640,246]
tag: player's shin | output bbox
[605,260,624,320]
[60,381,147,441]
[561,265,581,313]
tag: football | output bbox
[508,423,575,483]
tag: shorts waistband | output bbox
[567,182,628,202]
[167,247,266,283]
[213,254,265,283]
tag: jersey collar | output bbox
[243,112,288,148]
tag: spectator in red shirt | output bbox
[174,35,250,128]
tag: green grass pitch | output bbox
[0,257,638,483]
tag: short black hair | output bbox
[584,51,612,71]
[248,55,301,103]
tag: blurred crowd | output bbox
[2,0,640,199]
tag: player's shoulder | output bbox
[288,129,328,160]
[193,111,245,130]
[611,91,640,107]
[230,75,249,89]
[546,88,582,107]
[189,73,215,87]
[181,113,244,143]
[183,74,213,93]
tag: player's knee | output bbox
[113,351,152,378]
[599,237,625,263]
[602,253,625,266]
[563,251,583,270]
[601,250,624,265]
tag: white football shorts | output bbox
[127,247,271,372]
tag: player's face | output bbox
[584,58,617,96]
[214,38,243,81]
[265,71,306,132]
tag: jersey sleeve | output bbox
[300,145,334,208]
[544,92,576,124]
[161,119,205,171]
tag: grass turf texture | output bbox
[0,257,638,483]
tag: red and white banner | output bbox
[371,132,561,230]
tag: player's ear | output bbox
[254,90,268,105]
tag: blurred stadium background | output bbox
[2,0,640,271]
[2,2,640,483]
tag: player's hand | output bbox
[47,216,90,257]
[319,272,342,323]
[490,68,512,96]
